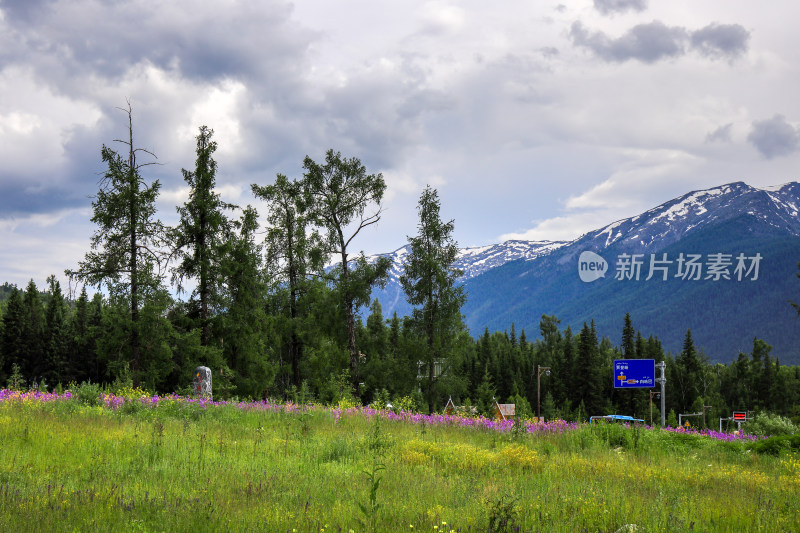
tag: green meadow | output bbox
[0,393,798,533]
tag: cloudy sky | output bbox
[1,0,799,292]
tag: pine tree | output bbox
[44,276,71,385]
[385,311,414,394]
[560,326,575,408]
[475,364,497,418]
[173,126,234,346]
[475,327,492,389]
[770,358,787,414]
[539,314,561,368]
[252,173,322,387]
[622,313,635,357]
[575,321,603,416]
[217,206,274,398]
[360,299,389,399]
[541,391,557,420]
[67,103,170,386]
[752,338,774,410]
[0,286,23,380]
[675,329,701,410]
[69,287,91,383]
[21,280,46,380]
[78,293,106,384]
[401,186,466,414]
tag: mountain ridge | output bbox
[366,181,800,364]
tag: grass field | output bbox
[0,389,798,532]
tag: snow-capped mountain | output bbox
[368,239,568,287]
[368,181,800,364]
[572,181,800,254]
[373,181,800,287]
[455,240,568,278]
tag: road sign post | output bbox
[613,359,665,426]
[733,411,748,431]
[613,359,656,388]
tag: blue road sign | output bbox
[613,359,655,388]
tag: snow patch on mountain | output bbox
[363,181,800,290]
[575,181,800,253]
[366,239,568,284]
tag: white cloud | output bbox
[0,208,90,233]
[2,0,800,285]
[501,211,618,242]
[0,66,102,176]
[181,80,247,157]
[418,2,466,34]
[502,148,719,244]
[158,186,192,207]
[566,150,702,210]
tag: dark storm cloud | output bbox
[593,0,647,16]
[0,112,127,216]
[691,23,750,60]
[747,115,799,159]
[570,21,686,63]
[0,181,86,217]
[313,77,451,170]
[0,0,321,218]
[571,20,750,63]
[0,0,453,212]
[0,0,58,23]
[0,0,314,85]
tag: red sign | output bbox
[733,411,747,421]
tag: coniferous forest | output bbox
[2,110,800,425]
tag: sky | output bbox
[1,0,800,293]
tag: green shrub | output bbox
[752,434,800,456]
[6,364,25,391]
[392,394,418,413]
[370,388,391,410]
[72,381,102,406]
[743,412,797,437]
[590,420,633,449]
[666,409,679,428]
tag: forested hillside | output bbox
[367,182,800,364]
[2,113,800,424]
[461,215,800,363]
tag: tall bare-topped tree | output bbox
[302,150,390,389]
[173,126,234,346]
[66,103,169,385]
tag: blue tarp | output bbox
[589,414,645,423]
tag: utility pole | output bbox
[649,390,660,426]
[702,405,712,428]
[655,361,666,426]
